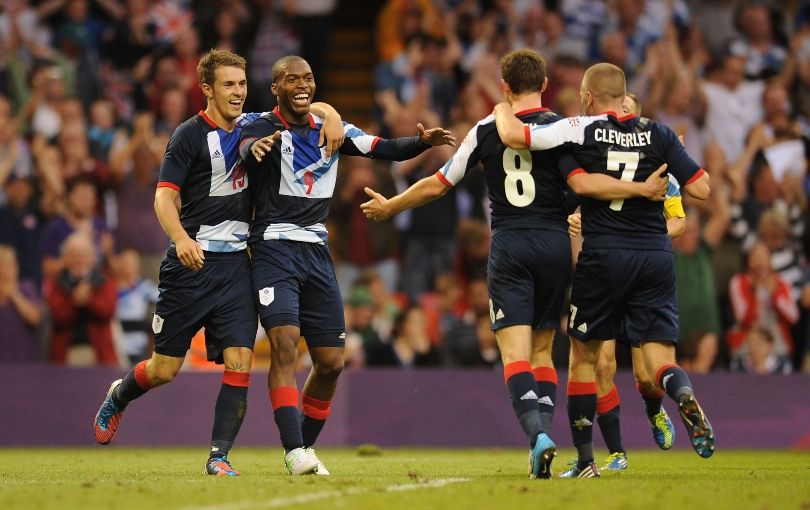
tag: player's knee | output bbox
[314,356,344,380]
[635,374,658,394]
[149,363,180,386]
[595,357,616,383]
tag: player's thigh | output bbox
[299,245,345,349]
[624,251,679,344]
[251,240,303,331]
[495,324,532,364]
[529,231,572,330]
[152,253,212,358]
[204,257,259,364]
[487,230,537,331]
[568,248,624,342]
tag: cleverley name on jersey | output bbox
[594,128,652,147]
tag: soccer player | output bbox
[566,92,684,471]
[359,49,667,479]
[493,62,714,479]
[239,55,455,476]
[91,49,344,476]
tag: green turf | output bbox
[1,448,808,510]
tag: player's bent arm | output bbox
[311,102,344,157]
[667,217,686,238]
[568,172,664,201]
[493,103,529,149]
[154,186,204,270]
[683,170,710,200]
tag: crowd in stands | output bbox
[1,0,809,375]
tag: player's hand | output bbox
[360,187,392,221]
[175,235,205,271]
[641,163,668,201]
[417,123,456,147]
[567,213,582,238]
[319,114,345,159]
[251,131,281,162]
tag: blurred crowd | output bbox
[2,0,810,375]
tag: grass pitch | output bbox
[2,448,808,510]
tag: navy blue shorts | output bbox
[488,229,572,331]
[153,249,257,363]
[568,248,678,344]
[250,240,345,348]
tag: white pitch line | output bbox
[180,477,471,510]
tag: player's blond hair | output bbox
[624,91,641,115]
[583,63,626,104]
[197,49,246,87]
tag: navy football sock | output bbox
[656,364,693,402]
[270,387,303,452]
[112,360,152,407]
[533,366,557,434]
[596,385,623,454]
[504,361,544,448]
[637,383,664,418]
[210,371,249,459]
[567,380,597,467]
[301,394,331,448]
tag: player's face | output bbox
[273,60,316,120]
[622,96,638,115]
[208,66,247,121]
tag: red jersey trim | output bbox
[566,168,586,179]
[515,107,549,116]
[199,110,218,129]
[686,168,706,185]
[157,181,181,191]
[434,170,452,187]
[273,106,317,129]
[370,136,381,152]
[603,111,636,122]
[524,124,531,148]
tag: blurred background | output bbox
[2,0,810,381]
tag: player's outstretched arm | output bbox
[310,102,345,158]
[340,123,454,161]
[568,163,669,201]
[361,174,450,222]
[154,187,204,271]
[493,102,529,149]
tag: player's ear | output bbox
[500,79,511,98]
[201,82,212,100]
[540,77,548,94]
[271,81,278,96]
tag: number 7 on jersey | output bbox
[606,150,640,211]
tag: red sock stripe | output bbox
[302,394,331,420]
[133,360,152,390]
[567,381,597,396]
[503,360,532,384]
[654,363,679,387]
[532,366,558,384]
[636,382,664,399]
[269,387,298,411]
[223,370,250,388]
[596,385,621,414]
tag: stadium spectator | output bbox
[368,305,441,367]
[112,249,157,366]
[728,2,789,81]
[0,173,45,290]
[678,330,721,374]
[730,327,792,374]
[41,176,113,280]
[46,231,118,366]
[727,241,799,367]
[0,244,43,362]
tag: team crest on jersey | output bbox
[259,287,275,306]
[152,314,164,334]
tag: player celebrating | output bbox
[566,92,683,471]
[91,49,344,477]
[360,49,667,479]
[239,55,455,476]
[494,62,714,479]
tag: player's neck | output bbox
[203,105,237,132]
[593,101,626,117]
[509,94,543,114]
[277,104,309,126]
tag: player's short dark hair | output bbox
[272,55,308,84]
[500,49,546,96]
[583,63,626,103]
[197,49,246,87]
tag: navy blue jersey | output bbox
[240,107,430,244]
[437,108,569,233]
[526,112,704,250]
[157,111,262,252]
